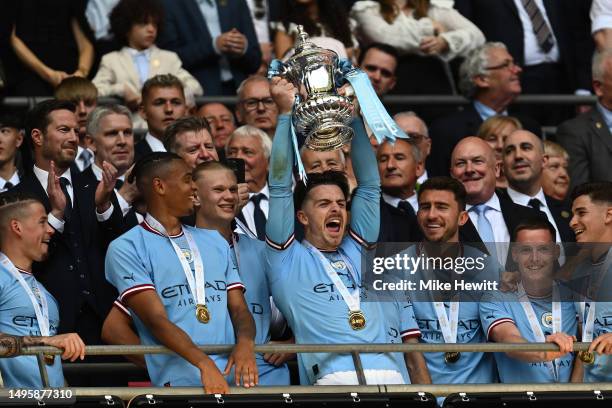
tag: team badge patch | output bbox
[182,249,193,263]
[332,260,346,270]
[541,312,553,328]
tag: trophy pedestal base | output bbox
[304,123,353,151]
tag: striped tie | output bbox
[521,0,554,53]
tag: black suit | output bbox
[134,139,154,163]
[378,199,422,243]
[428,104,541,177]
[13,166,124,343]
[555,107,612,192]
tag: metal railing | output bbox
[0,94,599,110]
[1,342,608,393]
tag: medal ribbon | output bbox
[433,301,459,345]
[0,253,49,336]
[303,241,361,313]
[145,214,206,307]
[517,282,561,381]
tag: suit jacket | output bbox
[555,107,612,191]
[455,0,593,91]
[378,199,422,243]
[158,0,262,95]
[428,103,541,177]
[13,166,124,340]
[134,139,154,163]
[92,45,203,99]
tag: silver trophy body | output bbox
[274,26,354,151]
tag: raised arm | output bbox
[265,77,296,246]
[348,117,381,244]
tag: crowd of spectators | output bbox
[0,0,611,392]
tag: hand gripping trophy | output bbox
[268,26,406,176]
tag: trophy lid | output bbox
[294,25,318,55]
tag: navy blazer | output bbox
[455,0,593,91]
[158,0,262,95]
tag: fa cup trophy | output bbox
[268,26,355,151]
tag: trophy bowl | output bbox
[271,25,355,151]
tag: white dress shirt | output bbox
[382,192,418,213]
[506,186,565,263]
[513,0,560,65]
[0,171,20,192]
[145,133,166,152]
[417,170,428,187]
[241,184,269,236]
[33,165,113,233]
[591,0,612,34]
[466,192,510,266]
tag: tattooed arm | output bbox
[0,332,85,361]
[0,334,44,357]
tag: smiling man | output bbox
[264,77,429,385]
[0,193,86,387]
[135,74,187,161]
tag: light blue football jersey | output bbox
[480,288,577,383]
[265,115,408,384]
[105,222,243,386]
[231,233,290,385]
[0,262,64,387]
[580,301,612,382]
[402,244,499,384]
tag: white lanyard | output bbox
[517,282,561,381]
[433,301,459,344]
[303,241,361,313]
[1,253,49,336]
[580,302,596,343]
[231,233,242,278]
[145,214,206,307]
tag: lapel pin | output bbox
[596,122,602,129]
[152,59,160,68]
[561,211,570,218]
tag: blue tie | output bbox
[473,204,496,259]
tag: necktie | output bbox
[520,0,554,53]
[60,177,72,222]
[251,193,267,241]
[473,204,497,259]
[115,179,124,190]
[528,198,543,212]
[79,149,93,171]
[3,182,13,191]
[398,200,416,218]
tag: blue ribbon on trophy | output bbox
[268,26,407,181]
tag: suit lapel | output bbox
[544,195,574,242]
[590,109,612,154]
[460,217,482,244]
[71,168,94,240]
[502,0,520,20]
[186,0,212,38]
[216,0,230,32]
[23,173,52,212]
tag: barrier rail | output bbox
[0,342,601,389]
[0,94,599,109]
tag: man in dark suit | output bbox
[450,137,544,266]
[158,0,262,96]
[429,42,541,178]
[13,100,123,345]
[376,138,423,243]
[455,0,594,124]
[501,130,575,248]
[134,74,187,162]
[556,49,612,191]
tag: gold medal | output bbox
[578,350,595,364]
[444,351,461,364]
[196,304,210,324]
[43,353,55,365]
[348,310,366,330]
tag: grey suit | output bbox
[555,107,612,191]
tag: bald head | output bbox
[450,137,498,204]
[503,130,545,196]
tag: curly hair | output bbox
[278,0,353,49]
[110,0,165,46]
[378,0,430,24]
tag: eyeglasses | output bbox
[241,97,276,111]
[406,132,429,142]
[485,59,520,71]
[363,64,394,79]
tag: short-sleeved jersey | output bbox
[480,288,577,383]
[0,264,63,387]
[404,245,498,384]
[105,223,244,386]
[266,235,414,384]
[231,234,290,385]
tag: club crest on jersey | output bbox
[331,260,346,270]
[182,249,193,263]
[541,312,553,328]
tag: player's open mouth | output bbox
[573,228,584,237]
[325,218,342,233]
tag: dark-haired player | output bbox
[265,77,429,385]
[0,193,85,387]
[104,152,257,393]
